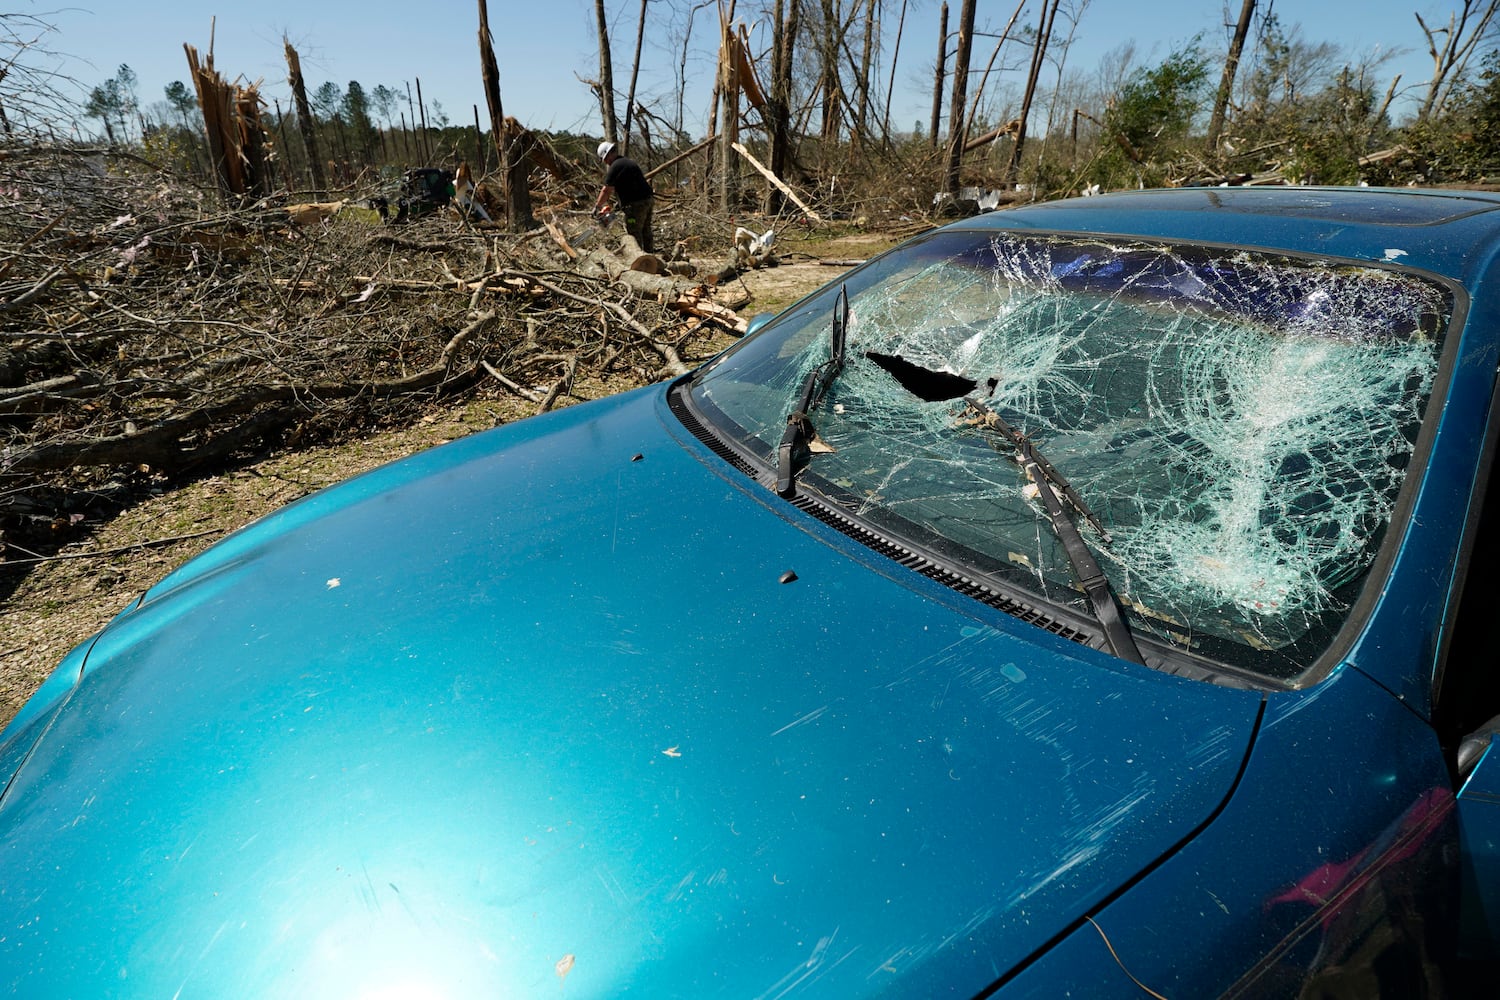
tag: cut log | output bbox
[675,292,748,334]
[618,233,668,275]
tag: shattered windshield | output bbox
[686,230,1451,680]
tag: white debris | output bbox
[733,227,776,267]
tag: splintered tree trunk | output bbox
[1206,0,1255,156]
[929,2,948,148]
[594,0,618,142]
[473,104,485,171]
[284,40,325,195]
[942,0,975,194]
[478,0,507,171]
[237,89,272,191]
[273,99,295,186]
[186,42,270,201]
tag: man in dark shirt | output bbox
[593,141,655,253]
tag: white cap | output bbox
[597,141,616,160]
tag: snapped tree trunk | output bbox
[284,40,326,195]
[480,0,528,229]
[405,83,419,160]
[505,120,535,231]
[415,77,431,163]
[185,43,270,201]
[718,7,741,214]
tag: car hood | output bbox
[0,386,1262,998]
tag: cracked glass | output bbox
[687,230,1452,680]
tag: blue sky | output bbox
[37,1,1478,141]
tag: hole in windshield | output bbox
[866,352,978,402]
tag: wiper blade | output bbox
[962,398,1145,665]
[963,399,1110,540]
[776,284,848,496]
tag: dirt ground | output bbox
[0,232,900,729]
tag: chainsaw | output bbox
[570,210,615,248]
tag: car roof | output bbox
[960,186,1500,287]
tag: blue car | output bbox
[2,187,1498,997]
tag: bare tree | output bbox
[1,12,78,133]
[1005,0,1061,183]
[961,0,1027,145]
[1415,0,1500,121]
[672,0,716,137]
[1238,15,1338,121]
[856,0,878,143]
[818,0,849,148]
[929,1,949,147]
[622,0,649,153]
[881,0,909,143]
[1096,40,1138,98]
[595,0,619,142]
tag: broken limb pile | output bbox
[0,146,753,544]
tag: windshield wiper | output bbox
[962,398,1145,665]
[776,284,849,496]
